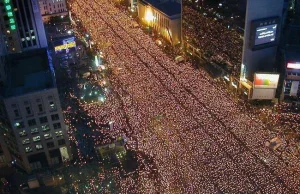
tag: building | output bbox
[241,0,284,80]
[282,46,300,100]
[38,0,68,22]
[0,48,71,172]
[238,0,285,100]
[0,0,47,53]
[0,0,48,83]
[137,0,181,45]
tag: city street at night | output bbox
[61,0,300,193]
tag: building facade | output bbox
[38,0,67,22]
[0,49,71,172]
[241,0,284,80]
[2,88,71,172]
[138,0,181,45]
[0,0,47,53]
[283,46,300,100]
[0,0,48,83]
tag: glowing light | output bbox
[145,9,154,22]
[224,75,230,81]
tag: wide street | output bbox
[66,0,300,193]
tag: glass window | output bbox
[39,116,48,124]
[58,139,65,145]
[41,125,50,131]
[47,142,54,148]
[38,104,43,112]
[44,133,52,140]
[35,144,43,150]
[33,136,41,142]
[19,130,27,137]
[49,101,56,110]
[22,138,30,145]
[28,119,36,126]
[15,122,25,129]
[25,107,31,115]
[13,109,20,117]
[55,131,63,137]
[25,147,32,153]
[53,122,61,129]
[51,114,59,121]
[30,128,38,134]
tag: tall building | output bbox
[0,48,71,172]
[0,0,47,53]
[0,0,48,83]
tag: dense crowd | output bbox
[66,0,300,193]
[183,6,243,76]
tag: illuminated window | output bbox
[41,124,50,131]
[33,136,41,142]
[35,144,43,150]
[9,18,14,24]
[44,133,52,140]
[30,128,38,134]
[55,131,63,137]
[25,147,32,153]
[5,5,12,11]
[15,122,25,129]
[49,101,56,110]
[22,138,30,145]
[7,12,13,17]
[19,130,27,137]
[10,25,16,30]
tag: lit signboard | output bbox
[255,24,277,46]
[287,62,300,70]
[249,17,280,50]
[254,73,280,89]
[54,37,76,53]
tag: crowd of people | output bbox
[183,6,243,76]
[64,0,300,193]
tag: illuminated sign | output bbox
[54,37,76,53]
[255,24,277,46]
[287,62,300,70]
[55,41,76,52]
[254,73,279,89]
[249,17,280,50]
[4,0,16,30]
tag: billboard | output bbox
[54,37,76,54]
[255,24,277,46]
[287,62,300,69]
[249,17,280,50]
[254,73,280,89]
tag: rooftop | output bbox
[141,0,181,16]
[2,48,55,98]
